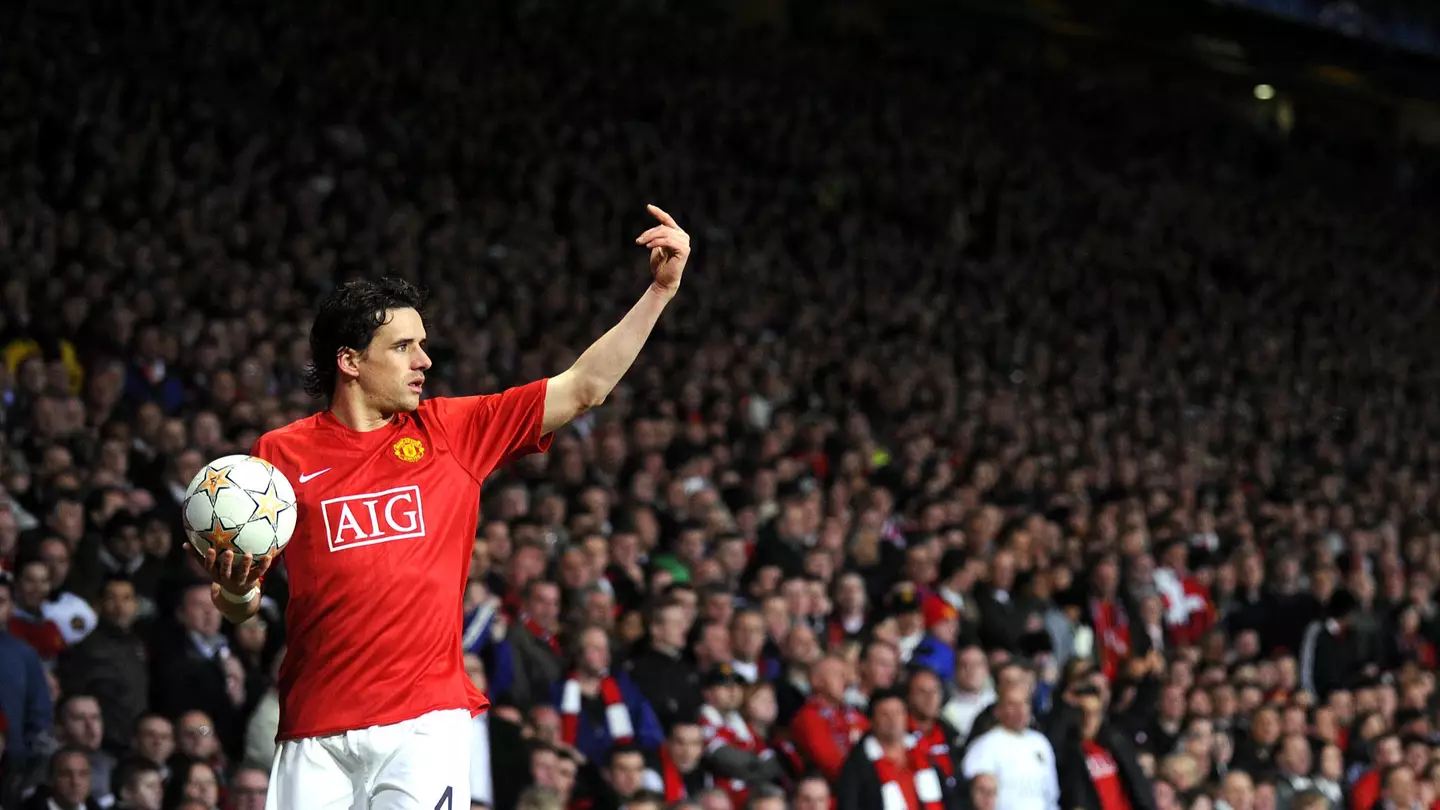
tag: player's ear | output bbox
[336,347,363,380]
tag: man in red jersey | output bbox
[191,205,691,810]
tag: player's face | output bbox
[356,307,431,414]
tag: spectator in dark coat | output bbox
[1052,686,1156,810]
[626,600,702,731]
[147,582,243,762]
[21,746,104,810]
[57,576,149,753]
[508,580,566,711]
[836,689,962,810]
[1299,591,1363,702]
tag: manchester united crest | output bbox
[393,437,425,463]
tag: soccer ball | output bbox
[182,454,297,558]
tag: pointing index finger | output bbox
[647,204,679,229]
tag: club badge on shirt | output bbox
[393,437,425,463]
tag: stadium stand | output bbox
[2,0,1440,809]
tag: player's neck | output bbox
[330,387,395,433]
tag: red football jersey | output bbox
[251,379,552,741]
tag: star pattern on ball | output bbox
[197,466,234,502]
[208,515,241,551]
[251,479,287,528]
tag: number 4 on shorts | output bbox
[435,786,453,810]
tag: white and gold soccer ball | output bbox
[182,454,297,558]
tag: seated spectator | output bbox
[789,656,869,782]
[149,583,244,762]
[961,680,1060,810]
[510,580,565,711]
[10,559,67,666]
[836,688,961,810]
[42,694,115,805]
[845,640,901,712]
[641,720,707,802]
[554,625,663,766]
[129,714,174,776]
[160,757,219,810]
[228,765,268,810]
[905,668,961,785]
[56,575,149,753]
[110,756,163,810]
[627,600,702,731]
[588,745,650,810]
[35,538,96,646]
[23,745,100,810]
[698,665,782,807]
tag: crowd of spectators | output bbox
[2,0,1440,809]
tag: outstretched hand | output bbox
[635,204,690,299]
[190,543,272,595]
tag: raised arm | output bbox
[542,204,690,435]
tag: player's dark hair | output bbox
[304,277,427,399]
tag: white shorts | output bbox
[266,709,472,810]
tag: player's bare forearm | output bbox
[211,583,262,624]
[543,285,671,433]
[542,204,690,435]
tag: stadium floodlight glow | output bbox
[1253,83,1275,100]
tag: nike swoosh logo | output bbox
[297,468,332,483]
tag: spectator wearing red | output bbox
[9,559,67,665]
[1088,557,1132,683]
[698,664,783,808]
[1153,540,1216,649]
[906,669,961,784]
[553,625,664,766]
[1351,733,1405,810]
[641,720,709,802]
[910,597,961,684]
[1054,685,1156,810]
[789,656,869,782]
[836,688,958,810]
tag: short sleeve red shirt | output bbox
[252,379,551,741]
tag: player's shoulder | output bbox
[252,413,327,452]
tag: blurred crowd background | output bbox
[3,0,1440,809]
